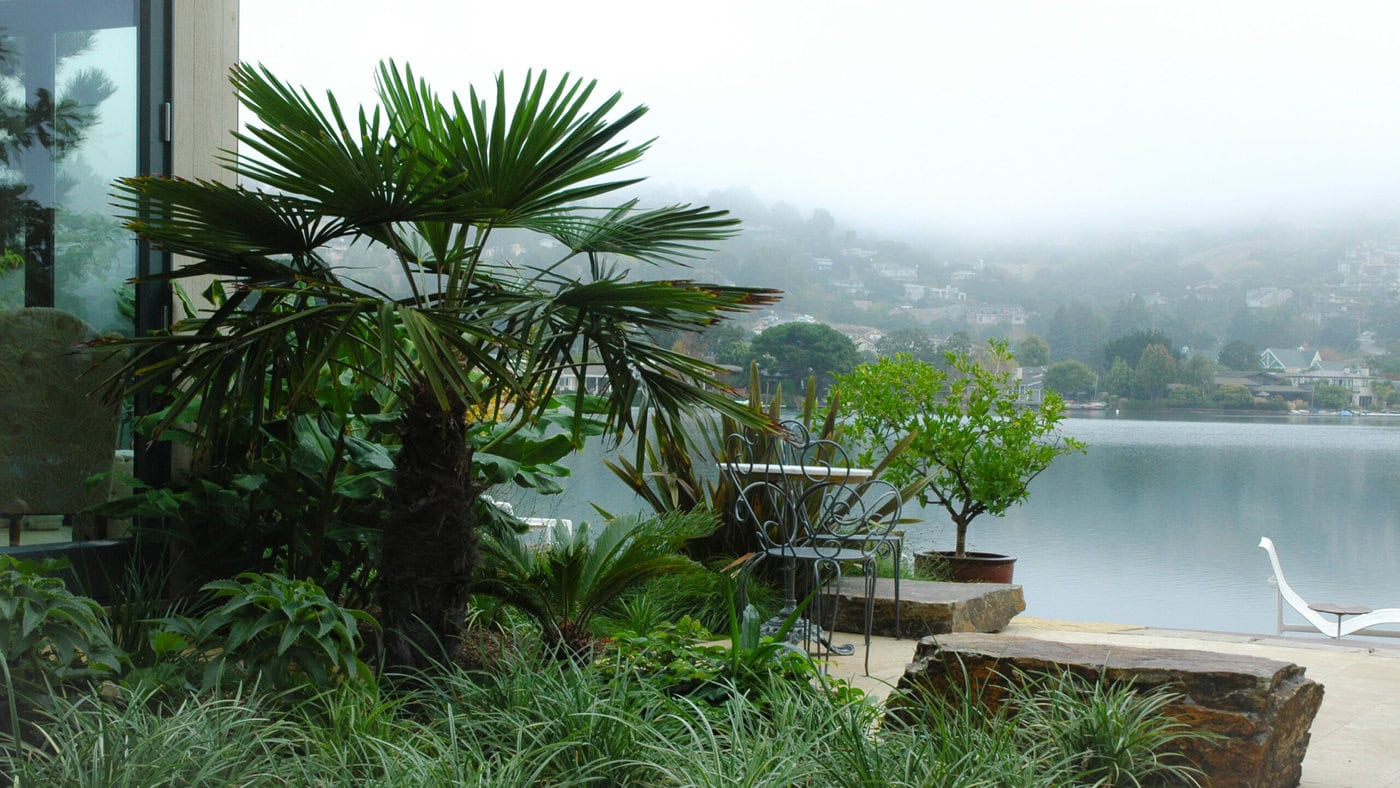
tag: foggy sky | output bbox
[240,1,1400,237]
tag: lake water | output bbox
[503,413,1400,637]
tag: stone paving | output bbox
[823,617,1400,788]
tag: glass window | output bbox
[1,1,164,547]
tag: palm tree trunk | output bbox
[379,384,480,672]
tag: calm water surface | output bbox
[506,414,1400,636]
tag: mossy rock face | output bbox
[0,308,123,514]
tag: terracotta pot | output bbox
[915,550,1016,584]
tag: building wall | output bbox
[171,1,240,307]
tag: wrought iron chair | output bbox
[724,420,901,672]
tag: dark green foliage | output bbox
[1044,359,1098,399]
[1217,339,1260,371]
[1213,383,1256,409]
[749,321,862,394]
[0,557,124,690]
[1133,344,1176,400]
[1166,387,1207,408]
[1372,379,1398,410]
[1046,300,1108,368]
[599,566,780,636]
[1104,356,1134,398]
[1016,334,1050,366]
[1313,383,1353,410]
[593,616,825,711]
[93,397,395,605]
[151,572,375,693]
[1105,329,1175,369]
[876,326,942,364]
[106,62,779,672]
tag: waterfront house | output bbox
[1260,348,1323,374]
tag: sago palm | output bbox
[475,510,717,659]
[109,62,779,671]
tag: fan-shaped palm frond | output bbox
[108,62,780,672]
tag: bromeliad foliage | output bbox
[606,363,921,561]
[106,63,779,670]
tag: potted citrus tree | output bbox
[836,341,1084,582]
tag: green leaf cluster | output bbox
[0,557,124,689]
[591,612,853,717]
[151,572,375,693]
[103,61,782,666]
[90,395,396,603]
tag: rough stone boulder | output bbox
[825,578,1024,638]
[894,633,1324,788]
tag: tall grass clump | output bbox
[1,684,307,786]
[3,648,1212,786]
[1010,670,1210,786]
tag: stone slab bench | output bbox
[894,633,1324,788]
[824,578,1025,638]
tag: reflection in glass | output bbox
[1,6,142,546]
[52,27,137,336]
[0,25,136,334]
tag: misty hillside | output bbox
[597,188,1400,367]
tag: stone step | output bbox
[823,577,1025,639]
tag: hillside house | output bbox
[927,285,968,302]
[1213,371,1308,401]
[968,304,1028,327]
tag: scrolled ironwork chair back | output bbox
[724,420,899,559]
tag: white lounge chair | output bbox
[1258,537,1400,639]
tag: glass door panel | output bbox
[1,1,153,546]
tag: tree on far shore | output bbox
[1045,360,1096,400]
[750,321,860,394]
[1218,340,1259,371]
[1133,344,1176,400]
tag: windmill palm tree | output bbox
[110,62,779,671]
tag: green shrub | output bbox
[592,612,851,717]
[1,683,310,785]
[151,572,375,692]
[1166,387,1206,408]
[0,556,124,689]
